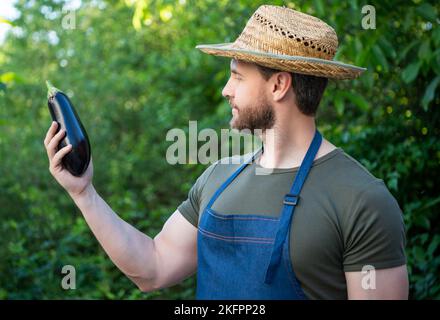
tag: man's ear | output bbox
[269,72,292,102]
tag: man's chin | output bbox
[229,117,242,131]
[230,115,260,133]
[230,121,251,133]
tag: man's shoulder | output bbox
[319,148,382,191]
[320,149,401,216]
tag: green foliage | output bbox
[0,0,439,299]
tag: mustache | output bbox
[228,100,239,109]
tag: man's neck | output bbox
[256,117,336,169]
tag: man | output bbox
[44,5,408,299]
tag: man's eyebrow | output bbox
[231,68,244,77]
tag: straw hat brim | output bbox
[196,43,366,80]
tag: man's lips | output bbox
[229,101,239,113]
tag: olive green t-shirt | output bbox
[178,148,406,300]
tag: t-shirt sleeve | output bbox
[177,161,218,228]
[343,180,407,272]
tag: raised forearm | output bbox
[70,185,158,287]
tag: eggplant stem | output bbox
[46,80,60,98]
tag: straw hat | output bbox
[196,5,366,80]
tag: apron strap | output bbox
[205,147,263,210]
[264,130,322,284]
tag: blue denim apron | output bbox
[196,130,322,299]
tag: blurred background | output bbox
[0,0,439,299]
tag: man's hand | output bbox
[44,121,197,292]
[44,121,94,198]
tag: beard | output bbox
[229,95,276,132]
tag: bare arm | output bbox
[73,189,197,291]
[44,122,197,292]
[345,265,409,299]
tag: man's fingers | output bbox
[44,121,58,147]
[51,144,72,170]
[47,128,66,160]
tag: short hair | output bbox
[255,64,328,116]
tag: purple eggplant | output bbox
[46,80,91,177]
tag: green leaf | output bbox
[402,62,421,83]
[334,93,344,116]
[422,76,440,111]
[372,44,389,72]
[132,0,148,31]
[159,5,173,22]
[427,235,440,257]
[0,17,13,26]
[378,37,396,60]
[418,41,431,62]
[413,246,426,263]
[313,0,325,16]
[397,40,418,63]
[417,195,440,213]
[0,72,25,85]
[434,50,440,75]
[415,3,438,22]
[342,91,370,112]
[360,69,374,89]
[414,215,431,230]
[355,46,369,66]
[386,171,400,192]
[433,26,440,47]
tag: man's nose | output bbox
[222,77,233,99]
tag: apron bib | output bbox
[196,130,322,299]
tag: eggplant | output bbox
[46,80,91,177]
